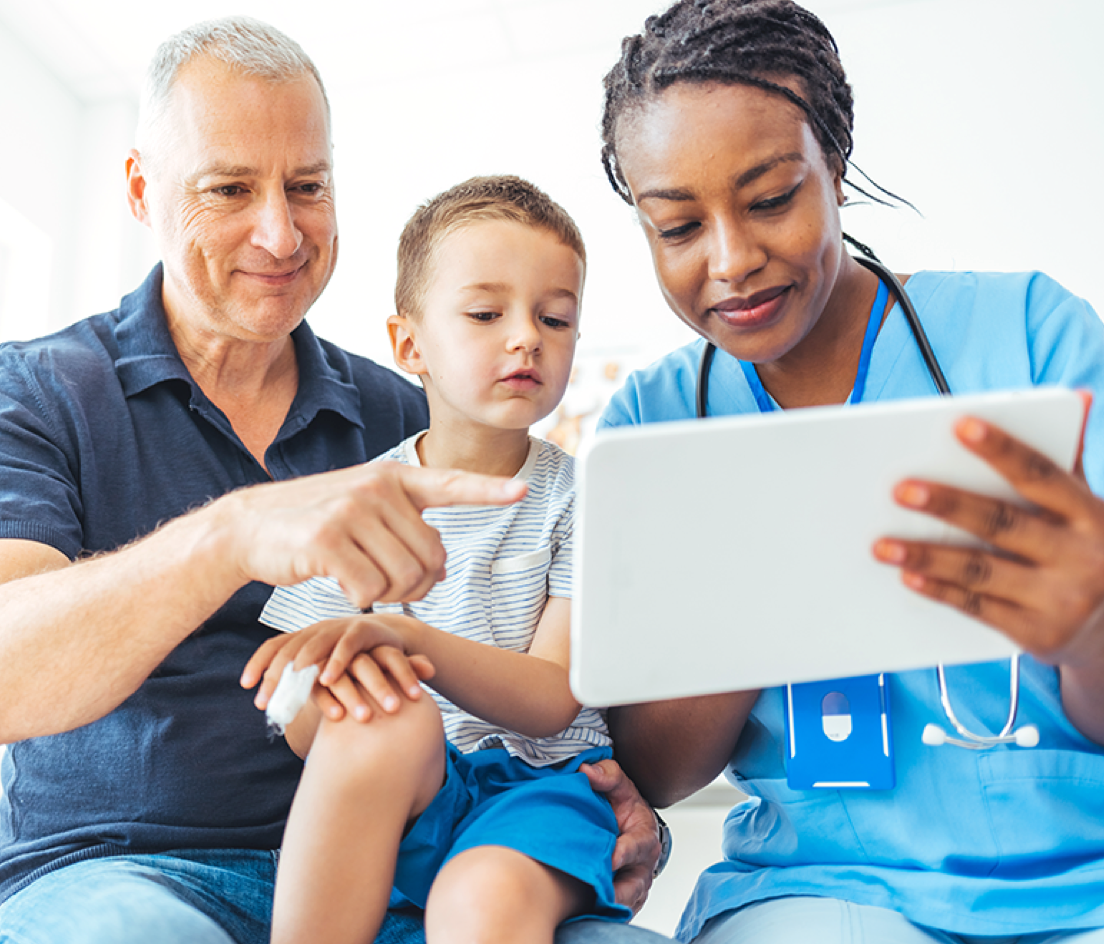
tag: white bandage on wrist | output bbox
[266,663,320,736]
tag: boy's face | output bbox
[393,219,583,435]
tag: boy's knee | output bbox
[313,693,445,796]
[427,847,586,942]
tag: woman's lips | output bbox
[710,286,790,328]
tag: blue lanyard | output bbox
[738,278,889,412]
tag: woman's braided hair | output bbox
[600,0,855,206]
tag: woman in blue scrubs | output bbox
[595,2,1104,942]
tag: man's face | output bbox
[128,57,338,346]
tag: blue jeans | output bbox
[0,850,674,944]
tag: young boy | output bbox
[240,176,630,944]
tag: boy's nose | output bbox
[507,316,543,353]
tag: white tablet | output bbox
[569,387,1084,706]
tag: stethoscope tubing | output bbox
[695,255,949,420]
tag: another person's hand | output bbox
[582,757,663,914]
[241,616,435,723]
[219,462,527,607]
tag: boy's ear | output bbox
[387,313,428,376]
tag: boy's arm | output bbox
[374,598,581,740]
[242,617,435,726]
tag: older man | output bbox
[0,17,664,944]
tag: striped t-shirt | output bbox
[259,433,610,767]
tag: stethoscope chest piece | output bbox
[923,656,1039,750]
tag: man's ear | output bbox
[126,149,153,227]
[387,313,428,376]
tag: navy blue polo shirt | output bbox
[0,266,429,900]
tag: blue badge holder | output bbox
[784,673,894,790]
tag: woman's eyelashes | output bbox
[656,220,701,241]
[751,182,802,213]
[652,179,805,240]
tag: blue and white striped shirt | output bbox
[260,434,610,766]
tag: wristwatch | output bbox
[653,809,673,878]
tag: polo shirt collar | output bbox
[112,264,364,432]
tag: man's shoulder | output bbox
[309,333,426,407]
[0,311,124,394]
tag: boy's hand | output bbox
[241,616,435,723]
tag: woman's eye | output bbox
[752,184,800,212]
[656,221,699,241]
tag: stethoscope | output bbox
[695,254,1039,750]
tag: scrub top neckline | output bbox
[738,277,889,412]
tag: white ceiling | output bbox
[0,0,909,103]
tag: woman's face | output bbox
[616,81,848,366]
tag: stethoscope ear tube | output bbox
[851,255,951,397]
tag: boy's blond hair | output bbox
[395,175,586,319]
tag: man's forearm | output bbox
[0,500,246,742]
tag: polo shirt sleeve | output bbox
[0,349,85,559]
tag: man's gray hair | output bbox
[135,15,329,162]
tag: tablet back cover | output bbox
[570,387,1083,706]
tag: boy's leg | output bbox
[271,692,446,944]
[425,845,588,944]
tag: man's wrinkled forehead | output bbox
[155,57,332,163]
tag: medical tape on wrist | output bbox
[265,663,320,737]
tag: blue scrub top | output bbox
[600,271,1104,939]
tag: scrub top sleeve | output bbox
[1022,273,1104,495]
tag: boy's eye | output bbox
[468,311,499,322]
[540,315,571,329]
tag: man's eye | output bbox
[213,185,245,197]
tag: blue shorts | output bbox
[391,743,630,924]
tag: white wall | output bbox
[0,26,156,342]
[299,0,1104,430]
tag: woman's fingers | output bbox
[950,416,1093,524]
[877,415,1104,662]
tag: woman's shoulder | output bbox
[906,269,1089,315]
[598,337,708,429]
